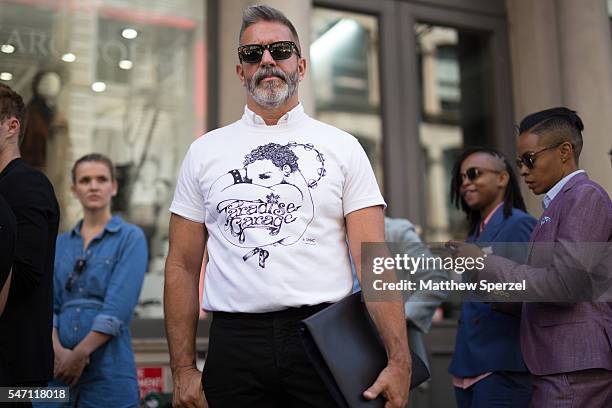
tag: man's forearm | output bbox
[345,207,411,366]
[164,262,201,370]
[366,300,411,365]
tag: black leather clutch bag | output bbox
[300,291,430,408]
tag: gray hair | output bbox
[239,5,301,51]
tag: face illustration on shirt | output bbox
[245,159,291,187]
[208,142,326,268]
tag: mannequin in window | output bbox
[22,71,64,170]
[23,71,71,228]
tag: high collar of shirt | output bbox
[242,103,305,127]
[542,169,585,209]
[71,215,123,237]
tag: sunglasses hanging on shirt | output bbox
[65,258,87,292]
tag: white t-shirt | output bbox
[170,104,385,312]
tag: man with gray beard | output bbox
[164,5,412,408]
[246,62,299,109]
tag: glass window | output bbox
[609,0,612,42]
[416,23,495,241]
[310,8,384,189]
[0,0,206,319]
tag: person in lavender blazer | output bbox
[450,107,612,407]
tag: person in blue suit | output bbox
[448,147,536,408]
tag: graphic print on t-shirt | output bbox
[208,142,326,268]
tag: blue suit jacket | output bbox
[449,206,536,377]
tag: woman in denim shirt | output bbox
[45,154,147,407]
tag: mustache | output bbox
[252,67,288,84]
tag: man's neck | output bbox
[559,164,579,180]
[246,98,299,126]
[548,165,580,191]
[543,165,580,196]
[0,148,20,174]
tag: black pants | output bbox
[202,304,339,408]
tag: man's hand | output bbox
[364,360,411,408]
[446,241,484,260]
[172,366,208,408]
[57,348,89,387]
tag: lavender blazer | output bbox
[482,172,612,376]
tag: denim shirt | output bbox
[52,215,147,402]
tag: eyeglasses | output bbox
[460,167,501,182]
[65,258,87,292]
[237,41,301,63]
[515,142,564,169]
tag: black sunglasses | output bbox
[515,142,564,169]
[460,167,501,182]
[238,41,301,63]
[65,258,87,292]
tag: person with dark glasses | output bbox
[42,154,147,407]
[448,147,536,408]
[449,108,612,407]
[165,5,410,408]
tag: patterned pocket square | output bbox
[482,246,493,255]
[540,216,552,225]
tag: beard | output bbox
[246,66,299,109]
